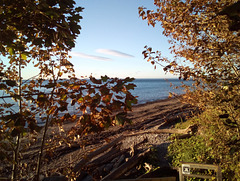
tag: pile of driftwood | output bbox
[43,124,197,181]
[73,125,197,180]
[74,135,150,181]
[42,124,194,181]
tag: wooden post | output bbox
[216,165,222,181]
[179,167,184,181]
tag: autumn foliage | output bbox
[139,0,240,179]
[0,0,137,180]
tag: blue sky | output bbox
[2,0,176,79]
[69,0,175,79]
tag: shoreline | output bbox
[1,95,196,180]
[45,96,187,133]
[47,96,182,125]
[43,95,195,178]
[133,95,183,107]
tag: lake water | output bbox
[0,79,191,116]
[132,79,190,104]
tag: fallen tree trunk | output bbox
[127,124,198,137]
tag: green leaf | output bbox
[8,47,15,55]
[32,38,44,46]
[21,53,27,60]
[78,97,83,102]
[80,114,90,125]
[61,94,67,101]
[115,112,131,126]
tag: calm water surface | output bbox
[0,79,192,116]
[132,79,191,104]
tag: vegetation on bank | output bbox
[140,0,240,180]
[168,109,240,179]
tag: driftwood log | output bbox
[101,148,151,181]
[87,137,148,169]
[73,135,125,173]
[86,144,123,168]
[127,124,198,136]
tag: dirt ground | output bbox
[1,97,197,180]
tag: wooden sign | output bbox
[179,162,222,181]
[182,164,190,175]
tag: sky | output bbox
[2,0,176,79]
[68,0,175,79]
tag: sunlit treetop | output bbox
[139,0,240,82]
[0,0,83,56]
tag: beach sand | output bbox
[1,96,197,180]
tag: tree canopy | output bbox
[139,0,240,108]
[139,0,240,179]
[0,0,82,51]
[0,1,137,180]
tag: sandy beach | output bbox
[1,96,197,180]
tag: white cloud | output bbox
[96,49,134,58]
[70,52,112,61]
